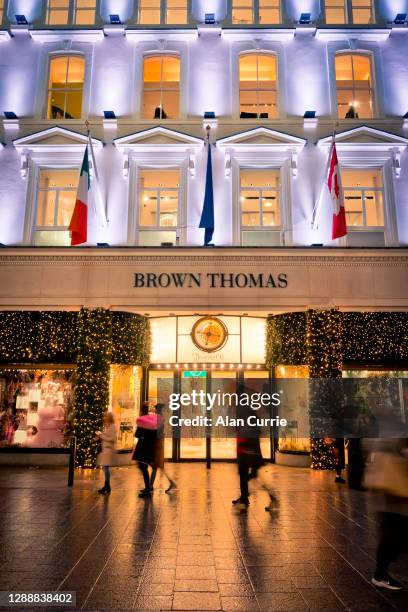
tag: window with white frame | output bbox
[239,53,278,119]
[342,168,384,228]
[47,55,85,119]
[335,53,373,119]
[351,0,373,24]
[74,0,96,24]
[138,168,180,246]
[240,168,282,246]
[142,55,180,120]
[324,0,373,24]
[34,168,78,246]
[46,0,96,25]
[325,0,347,23]
[232,0,280,24]
[138,0,188,24]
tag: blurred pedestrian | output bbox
[132,402,158,498]
[96,412,116,494]
[150,403,176,493]
[364,438,408,590]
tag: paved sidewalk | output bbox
[0,463,407,611]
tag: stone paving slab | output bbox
[0,463,407,611]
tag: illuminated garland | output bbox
[266,310,408,469]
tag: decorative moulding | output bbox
[315,28,390,42]
[217,127,306,177]
[114,126,203,177]
[30,29,104,43]
[13,126,102,178]
[318,125,408,178]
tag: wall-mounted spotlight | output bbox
[110,14,121,25]
[3,111,19,130]
[299,13,311,25]
[204,13,216,25]
[394,13,407,25]
[303,110,317,128]
[103,110,117,129]
[15,15,28,25]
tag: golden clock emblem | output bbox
[191,317,228,353]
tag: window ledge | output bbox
[30,29,104,42]
[316,27,390,41]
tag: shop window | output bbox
[325,0,347,23]
[34,168,78,246]
[47,55,85,119]
[335,53,373,119]
[142,55,180,120]
[138,0,188,24]
[342,168,385,245]
[275,365,311,453]
[74,0,96,24]
[351,0,373,24]
[239,53,278,119]
[0,368,74,448]
[138,168,179,246]
[240,168,282,246]
[110,365,142,451]
[0,1,3,24]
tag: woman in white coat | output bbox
[96,412,116,494]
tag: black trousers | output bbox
[138,462,150,490]
[375,512,408,577]
[239,465,259,501]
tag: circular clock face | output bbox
[191,317,228,353]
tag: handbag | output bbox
[363,451,408,498]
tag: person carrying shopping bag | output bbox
[96,412,116,494]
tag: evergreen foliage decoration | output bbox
[111,312,150,366]
[74,308,112,468]
[266,310,408,470]
[0,309,150,467]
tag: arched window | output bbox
[239,53,278,119]
[47,55,85,119]
[335,53,373,119]
[142,56,180,120]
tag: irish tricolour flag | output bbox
[69,146,89,245]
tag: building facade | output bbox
[0,0,407,466]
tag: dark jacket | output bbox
[237,436,264,468]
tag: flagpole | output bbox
[85,120,108,227]
[311,124,337,230]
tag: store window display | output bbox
[0,369,74,448]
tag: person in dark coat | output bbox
[232,434,264,507]
[132,402,158,498]
[149,403,176,493]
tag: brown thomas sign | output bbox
[133,272,288,289]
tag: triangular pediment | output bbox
[13,126,102,151]
[319,126,408,148]
[218,127,306,148]
[115,126,203,150]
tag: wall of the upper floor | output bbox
[0,2,407,249]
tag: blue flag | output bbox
[199,142,214,246]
